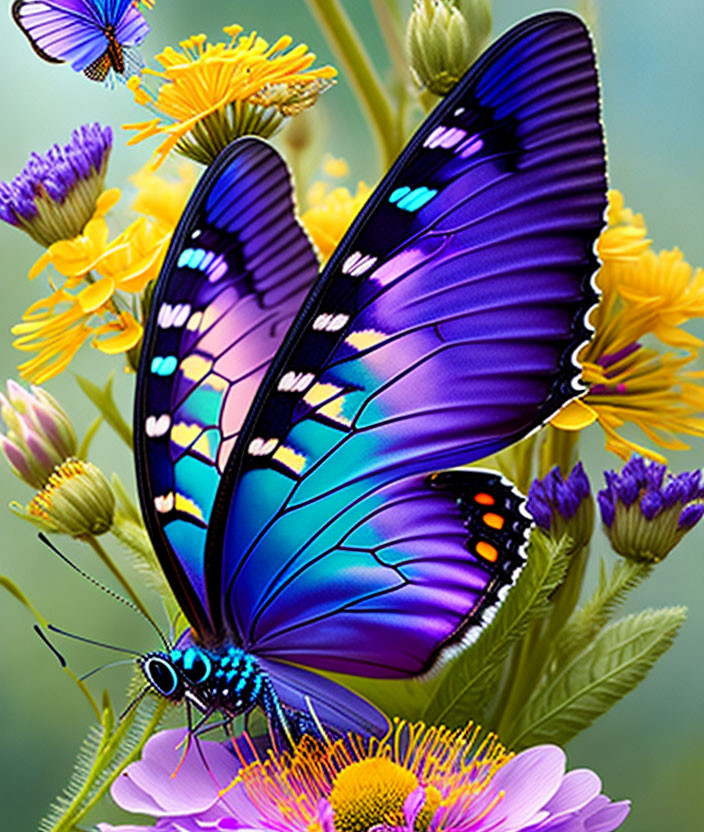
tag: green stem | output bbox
[371,0,408,86]
[539,425,580,476]
[306,0,399,168]
[81,534,162,636]
[52,699,167,832]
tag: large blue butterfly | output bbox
[12,0,149,82]
[134,12,607,741]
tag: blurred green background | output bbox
[0,1,702,829]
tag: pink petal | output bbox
[541,769,603,817]
[110,729,240,816]
[475,745,567,831]
[584,797,631,832]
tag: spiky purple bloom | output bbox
[527,463,593,550]
[0,123,112,245]
[598,457,704,562]
[98,729,630,832]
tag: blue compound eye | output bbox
[143,656,180,697]
[181,649,212,685]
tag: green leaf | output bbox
[77,415,103,460]
[74,373,132,448]
[553,557,653,667]
[506,606,686,749]
[421,534,570,727]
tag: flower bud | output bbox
[14,458,115,537]
[0,380,77,489]
[407,0,492,95]
[527,462,594,552]
[598,457,704,562]
[0,123,113,246]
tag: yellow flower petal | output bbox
[92,313,143,354]
[550,399,598,431]
[123,24,335,166]
[78,276,116,313]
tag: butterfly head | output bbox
[139,646,214,707]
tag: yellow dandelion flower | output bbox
[551,190,704,461]
[124,25,336,167]
[301,181,371,262]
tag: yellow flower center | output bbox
[328,758,440,832]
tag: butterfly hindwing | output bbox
[205,12,606,673]
[232,469,530,677]
[135,140,319,637]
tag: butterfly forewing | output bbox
[203,12,606,673]
[135,140,319,638]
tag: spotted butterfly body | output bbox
[135,13,607,739]
[12,0,149,81]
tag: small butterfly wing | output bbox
[112,0,149,47]
[135,140,319,637]
[12,0,147,73]
[207,12,606,675]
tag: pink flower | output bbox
[102,724,630,832]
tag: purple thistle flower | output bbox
[598,457,704,562]
[99,726,630,832]
[527,463,594,550]
[0,123,112,246]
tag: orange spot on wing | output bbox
[476,541,499,562]
[474,492,495,506]
[483,512,505,530]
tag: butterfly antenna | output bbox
[47,623,141,656]
[119,685,150,721]
[34,624,67,667]
[79,658,135,682]
[38,532,170,649]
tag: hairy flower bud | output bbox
[14,458,115,537]
[527,462,594,552]
[0,380,77,489]
[598,457,704,562]
[407,0,492,95]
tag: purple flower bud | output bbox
[601,457,704,562]
[598,490,615,527]
[527,464,594,548]
[679,503,704,529]
[0,122,112,245]
[0,380,77,489]
[615,473,639,507]
[640,490,663,520]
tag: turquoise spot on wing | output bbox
[397,186,438,212]
[176,384,223,427]
[164,520,207,605]
[173,455,220,522]
[389,186,410,204]
[177,249,193,267]
[151,355,178,376]
[189,249,205,269]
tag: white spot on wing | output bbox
[154,493,174,513]
[146,413,171,437]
